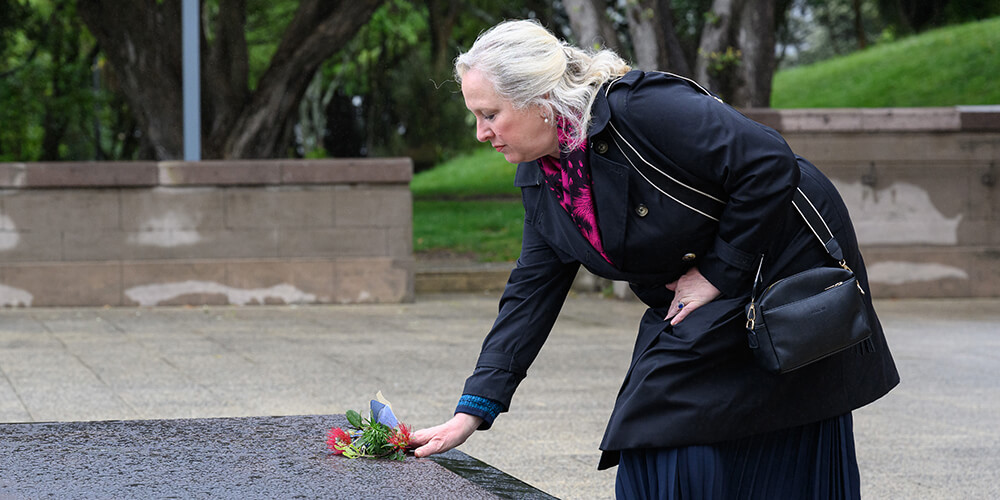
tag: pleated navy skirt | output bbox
[615,413,860,500]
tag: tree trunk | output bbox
[202,0,249,157]
[853,0,868,49]
[428,0,461,75]
[657,0,693,76]
[622,0,692,75]
[694,0,739,94]
[78,0,383,159]
[78,0,183,160]
[626,0,666,70]
[41,7,69,161]
[221,0,383,158]
[563,0,622,52]
[734,0,775,107]
[692,0,780,107]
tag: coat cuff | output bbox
[455,394,505,430]
[461,364,525,411]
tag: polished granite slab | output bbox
[0,414,556,499]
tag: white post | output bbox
[182,0,201,161]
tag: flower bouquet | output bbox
[327,391,412,460]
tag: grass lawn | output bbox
[772,17,1000,108]
[413,199,524,262]
[410,148,520,199]
[412,148,524,262]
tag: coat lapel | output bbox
[584,72,639,271]
[528,175,599,266]
[589,153,629,269]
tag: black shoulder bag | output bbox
[744,188,872,374]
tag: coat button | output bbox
[682,252,697,262]
[594,141,609,154]
[635,204,649,217]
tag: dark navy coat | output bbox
[460,70,899,469]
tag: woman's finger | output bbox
[666,298,694,323]
[670,300,694,325]
[663,266,721,325]
[409,428,433,448]
[664,297,687,321]
[410,426,448,457]
[413,439,441,458]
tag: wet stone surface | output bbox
[0,414,556,499]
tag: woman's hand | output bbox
[664,266,721,325]
[410,413,483,458]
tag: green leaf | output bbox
[345,410,363,428]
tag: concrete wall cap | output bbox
[0,162,159,189]
[0,158,413,189]
[741,106,1000,133]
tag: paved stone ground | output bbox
[0,295,997,499]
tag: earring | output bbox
[543,116,550,124]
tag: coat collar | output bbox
[589,70,720,138]
[588,70,643,137]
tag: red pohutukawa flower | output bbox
[327,427,352,455]
[387,423,412,452]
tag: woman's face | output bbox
[461,69,559,163]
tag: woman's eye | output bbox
[483,113,495,121]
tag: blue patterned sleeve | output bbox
[455,394,505,430]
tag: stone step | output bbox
[415,259,633,298]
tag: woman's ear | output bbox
[536,101,554,124]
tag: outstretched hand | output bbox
[410,413,482,458]
[664,266,721,325]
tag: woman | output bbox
[410,19,898,498]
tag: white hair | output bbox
[455,19,631,152]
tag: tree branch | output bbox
[223,0,383,158]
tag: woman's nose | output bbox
[476,121,492,142]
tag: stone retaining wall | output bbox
[0,159,413,307]
[3,107,997,304]
[744,106,999,298]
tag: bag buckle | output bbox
[746,303,756,330]
[839,260,866,295]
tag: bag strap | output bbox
[790,187,843,262]
[749,188,862,306]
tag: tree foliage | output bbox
[295,0,561,168]
[0,0,137,161]
[877,0,1000,33]
[2,0,998,162]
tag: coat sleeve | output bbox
[621,76,800,297]
[460,179,580,427]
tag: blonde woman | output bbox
[410,19,897,499]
